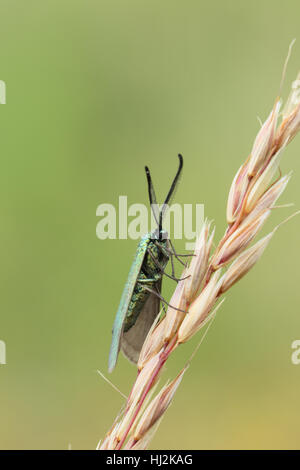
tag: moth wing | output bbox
[121,279,161,364]
[108,239,148,373]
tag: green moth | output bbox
[108,154,184,372]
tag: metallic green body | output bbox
[123,236,169,332]
[108,231,169,372]
[108,154,184,372]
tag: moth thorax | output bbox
[151,228,168,241]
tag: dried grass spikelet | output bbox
[212,209,271,269]
[116,353,162,442]
[125,419,162,450]
[277,72,300,145]
[245,145,286,213]
[220,232,274,293]
[279,101,300,146]
[140,222,215,363]
[163,273,187,343]
[178,271,222,344]
[227,159,250,224]
[100,421,121,450]
[128,353,161,409]
[248,173,291,219]
[164,222,215,342]
[282,72,300,118]
[133,368,186,442]
[138,314,166,370]
[184,220,214,302]
[248,99,281,177]
[115,401,138,444]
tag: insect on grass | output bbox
[108,154,188,372]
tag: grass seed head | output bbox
[178,271,221,344]
[248,100,281,177]
[220,232,274,293]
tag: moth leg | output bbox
[170,252,175,278]
[153,242,178,279]
[169,251,190,280]
[168,239,196,257]
[147,247,190,282]
[154,240,187,268]
[164,239,196,270]
[153,239,172,259]
[136,276,166,315]
[153,285,168,316]
[137,276,158,283]
[152,282,166,315]
[143,286,187,313]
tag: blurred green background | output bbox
[0,0,300,450]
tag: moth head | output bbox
[151,228,168,241]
